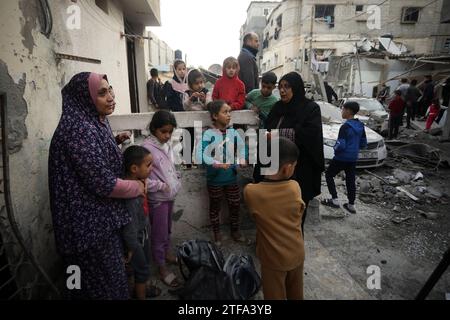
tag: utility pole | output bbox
[308,5,314,82]
[355,42,364,95]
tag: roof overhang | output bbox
[119,0,161,26]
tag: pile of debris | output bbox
[356,168,449,224]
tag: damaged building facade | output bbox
[256,0,450,85]
[0,0,160,298]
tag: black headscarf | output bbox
[266,72,307,127]
[264,72,325,202]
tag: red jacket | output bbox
[388,96,405,117]
[212,72,246,110]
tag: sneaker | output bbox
[343,203,357,214]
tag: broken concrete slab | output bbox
[393,169,414,184]
[391,216,411,224]
[420,212,440,220]
[396,186,419,202]
[425,186,444,199]
[359,180,372,194]
[413,172,424,181]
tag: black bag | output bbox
[223,254,261,300]
[174,240,261,300]
[174,266,236,300]
[177,239,224,277]
[174,240,234,300]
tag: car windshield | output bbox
[349,99,385,112]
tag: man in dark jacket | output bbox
[324,81,338,103]
[420,75,435,117]
[238,32,260,94]
[405,79,422,128]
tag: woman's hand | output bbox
[138,180,147,197]
[115,132,131,145]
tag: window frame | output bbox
[401,7,421,24]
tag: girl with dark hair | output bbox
[166,60,188,112]
[141,110,181,288]
[263,72,325,233]
[183,69,211,111]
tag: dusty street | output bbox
[148,124,449,300]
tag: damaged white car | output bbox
[337,97,388,131]
[318,101,387,168]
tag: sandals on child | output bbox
[321,198,340,208]
[232,234,253,246]
[145,284,162,298]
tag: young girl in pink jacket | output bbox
[142,110,181,288]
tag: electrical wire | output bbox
[341,0,389,23]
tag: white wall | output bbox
[0,0,137,283]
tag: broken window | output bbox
[315,5,335,28]
[401,7,420,24]
[95,0,109,14]
[315,5,335,19]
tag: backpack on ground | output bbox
[173,239,261,300]
[223,254,261,300]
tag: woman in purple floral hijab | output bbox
[49,72,144,299]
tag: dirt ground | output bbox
[146,125,449,300]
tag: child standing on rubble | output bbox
[424,98,441,133]
[321,101,367,214]
[142,110,181,288]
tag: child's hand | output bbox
[250,105,259,113]
[239,159,247,167]
[199,92,206,102]
[221,164,231,170]
[162,183,170,193]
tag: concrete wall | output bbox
[262,0,450,81]
[0,0,158,295]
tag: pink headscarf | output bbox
[88,72,107,104]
